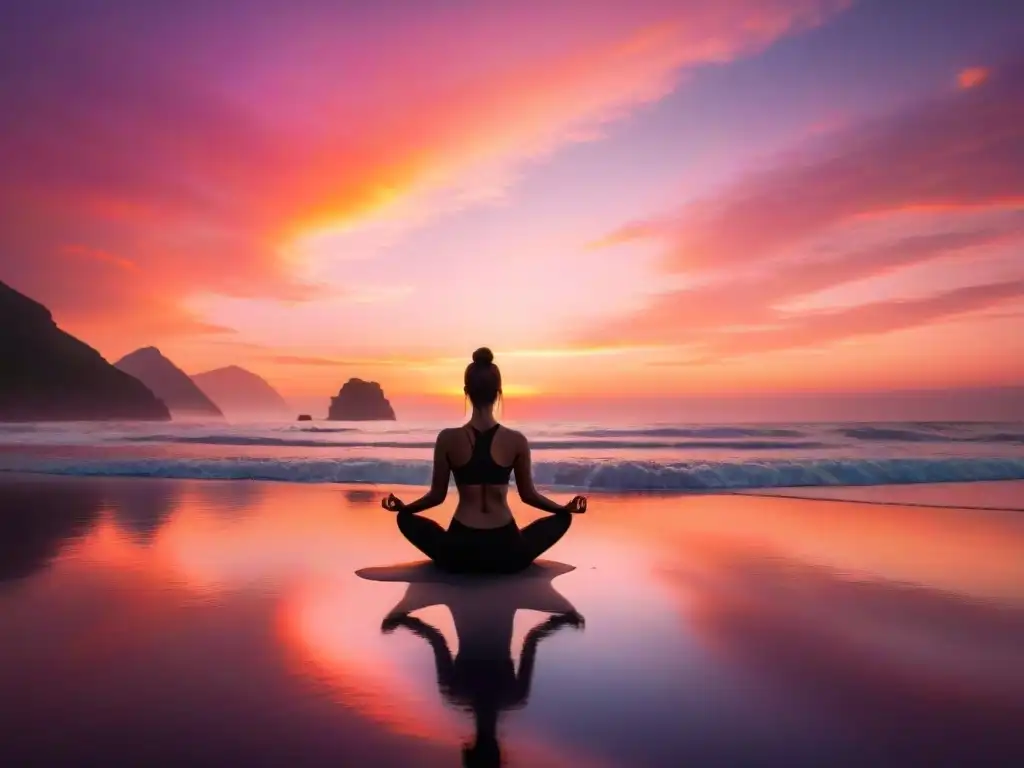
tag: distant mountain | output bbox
[328,378,396,421]
[0,281,170,422]
[115,347,223,418]
[192,365,290,419]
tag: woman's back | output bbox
[446,423,520,529]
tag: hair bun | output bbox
[472,347,494,366]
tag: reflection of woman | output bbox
[380,347,586,575]
[379,575,584,768]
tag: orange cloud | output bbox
[61,244,138,272]
[957,66,990,89]
[586,219,672,250]
[287,3,850,239]
[266,354,445,368]
[0,0,848,354]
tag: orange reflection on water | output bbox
[64,478,1024,626]
[277,579,463,746]
[59,478,609,763]
[578,491,1024,604]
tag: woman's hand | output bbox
[562,495,587,514]
[380,611,409,634]
[381,493,407,512]
[554,610,586,630]
[530,610,586,641]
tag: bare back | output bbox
[443,424,521,529]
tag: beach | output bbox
[2,473,1022,767]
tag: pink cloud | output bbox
[581,56,1024,361]
[706,278,1024,357]
[593,56,1024,270]
[596,222,1024,345]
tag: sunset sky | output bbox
[2,0,1023,418]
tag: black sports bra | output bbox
[451,424,513,486]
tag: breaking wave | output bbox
[3,455,1023,491]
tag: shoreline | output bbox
[1,468,1022,512]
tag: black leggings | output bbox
[396,514,572,574]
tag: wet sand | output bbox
[1,474,1022,766]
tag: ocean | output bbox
[2,419,1023,503]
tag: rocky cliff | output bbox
[0,281,170,422]
[328,378,396,421]
[115,347,223,418]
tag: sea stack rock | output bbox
[0,280,170,421]
[115,347,223,418]
[328,378,396,421]
[297,414,313,422]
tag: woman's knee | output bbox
[395,513,412,541]
[546,512,572,538]
[396,512,432,545]
[396,511,428,532]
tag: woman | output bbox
[381,347,586,574]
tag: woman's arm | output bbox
[394,431,451,514]
[515,612,585,702]
[513,435,580,514]
[382,614,455,691]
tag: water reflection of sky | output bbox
[0,475,1022,766]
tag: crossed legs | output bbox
[518,514,572,562]
[396,513,572,573]
[397,514,450,564]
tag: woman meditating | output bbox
[381,347,587,574]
